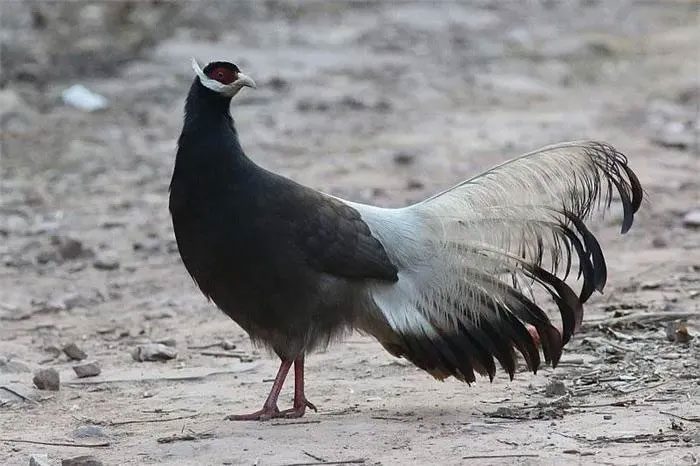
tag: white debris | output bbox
[62,85,108,112]
[131,343,177,362]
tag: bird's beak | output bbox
[236,73,257,89]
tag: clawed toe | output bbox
[225,406,280,421]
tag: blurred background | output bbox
[1,1,698,465]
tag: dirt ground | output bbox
[1,1,699,465]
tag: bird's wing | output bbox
[352,141,642,382]
[294,190,399,282]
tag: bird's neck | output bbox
[175,82,254,179]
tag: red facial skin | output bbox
[207,66,238,85]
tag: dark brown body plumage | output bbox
[169,79,397,359]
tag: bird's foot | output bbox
[225,405,280,421]
[278,398,317,419]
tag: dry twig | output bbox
[0,438,110,448]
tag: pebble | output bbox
[63,342,87,361]
[72,424,108,439]
[52,236,92,260]
[61,455,103,466]
[144,310,175,320]
[73,361,101,378]
[544,380,568,397]
[93,252,120,271]
[392,151,415,165]
[682,210,700,228]
[406,179,424,190]
[29,454,50,466]
[603,414,613,420]
[131,343,177,362]
[221,340,237,350]
[651,237,668,248]
[33,368,60,391]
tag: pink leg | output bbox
[279,356,317,418]
[225,359,292,421]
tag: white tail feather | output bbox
[347,141,642,379]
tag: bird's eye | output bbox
[217,71,224,79]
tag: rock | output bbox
[33,368,60,391]
[73,362,101,378]
[72,424,108,439]
[682,210,700,228]
[63,342,87,361]
[544,379,568,397]
[131,343,177,362]
[29,454,50,466]
[93,252,119,271]
[603,414,613,420]
[61,456,103,466]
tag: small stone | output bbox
[29,454,50,466]
[603,414,613,420]
[63,342,87,361]
[93,252,119,271]
[72,425,107,439]
[143,310,175,320]
[73,362,101,378]
[131,343,177,362]
[682,210,700,228]
[267,76,288,91]
[52,236,92,260]
[33,368,60,391]
[221,340,237,350]
[392,151,415,165]
[544,380,568,397]
[406,179,424,190]
[651,237,668,248]
[61,455,103,466]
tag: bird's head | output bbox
[192,58,257,98]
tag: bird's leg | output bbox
[225,359,292,421]
[278,356,317,418]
